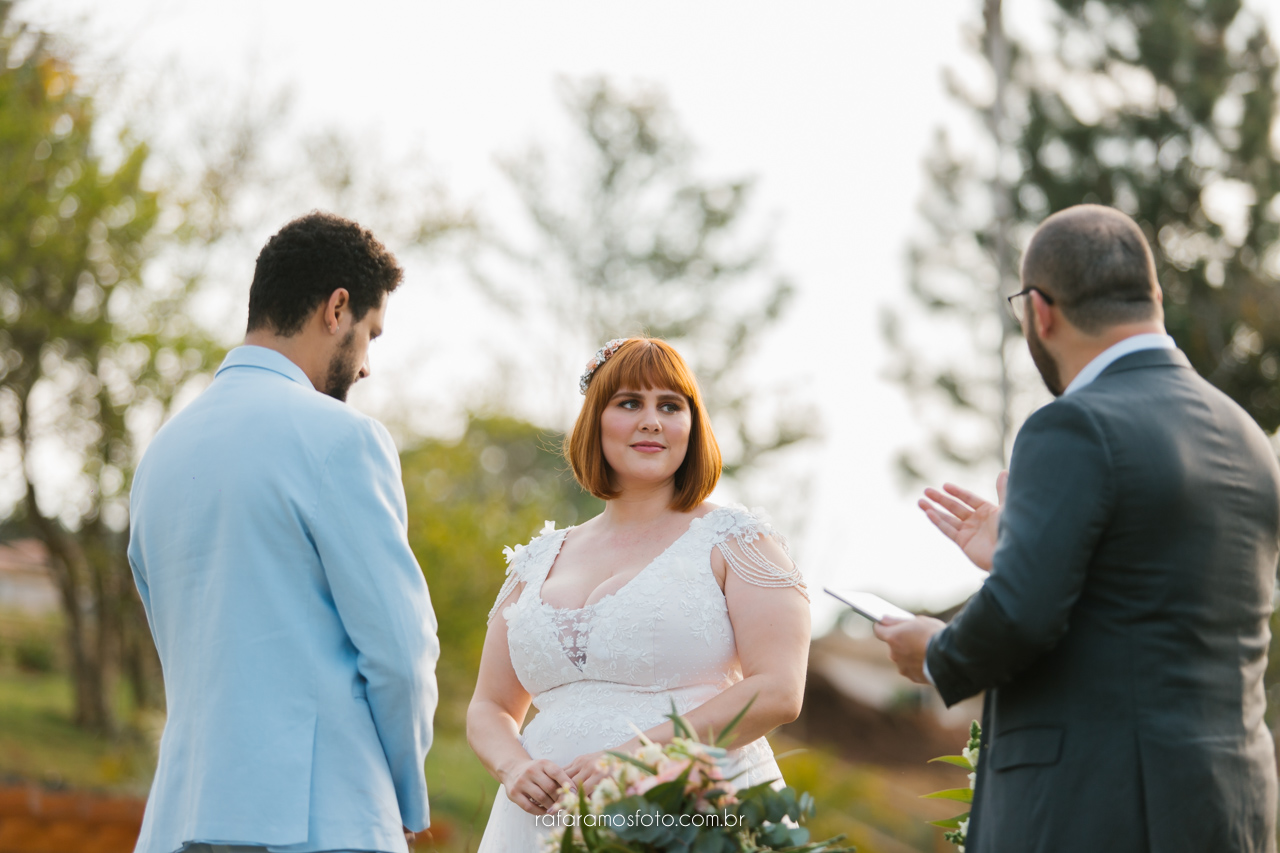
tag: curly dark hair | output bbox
[247,212,403,335]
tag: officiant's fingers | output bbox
[996,470,1008,504]
[923,487,973,520]
[919,501,960,539]
[942,482,989,510]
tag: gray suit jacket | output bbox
[927,348,1280,853]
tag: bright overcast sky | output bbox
[26,0,1280,630]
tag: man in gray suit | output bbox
[876,204,1280,852]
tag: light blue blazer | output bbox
[128,346,439,853]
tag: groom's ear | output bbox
[320,288,351,334]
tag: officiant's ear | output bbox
[322,288,352,334]
[1030,289,1056,337]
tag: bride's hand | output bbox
[919,471,1007,572]
[565,750,613,796]
[501,758,574,815]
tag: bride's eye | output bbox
[660,402,683,414]
[619,399,640,410]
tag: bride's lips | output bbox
[630,442,666,453]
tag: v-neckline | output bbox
[535,508,722,614]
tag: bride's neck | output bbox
[600,481,678,529]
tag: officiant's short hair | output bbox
[1021,205,1160,334]
[567,338,722,512]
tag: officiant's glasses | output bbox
[1006,287,1055,324]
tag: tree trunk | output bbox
[24,484,116,733]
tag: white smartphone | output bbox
[823,587,916,623]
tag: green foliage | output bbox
[14,634,55,673]
[401,414,601,724]
[0,669,157,793]
[888,0,1280,478]
[923,721,980,849]
[0,2,224,730]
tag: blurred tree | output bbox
[0,4,471,732]
[886,0,1280,479]
[401,415,600,727]
[0,1,221,731]
[475,77,812,476]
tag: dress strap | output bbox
[711,507,809,601]
[488,521,561,622]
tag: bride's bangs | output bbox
[598,341,700,403]
[566,337,722,512]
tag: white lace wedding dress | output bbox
[476,505,808,852]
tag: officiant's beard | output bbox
[323,330,359,402]
[1026,320,1065,397]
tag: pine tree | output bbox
[475,77,812,476]
[887,0,1280,480]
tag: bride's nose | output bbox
[639,410,661,432]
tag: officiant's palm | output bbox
[919,472,1007,572]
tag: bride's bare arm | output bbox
[564,533,810,790]
[467,584,574,814]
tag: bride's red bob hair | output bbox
[567,338,722,512]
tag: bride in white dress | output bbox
[466,337,812,851]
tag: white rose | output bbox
[591,777,621,810]
[637,743,665,766]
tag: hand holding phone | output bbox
[823,587,915,623]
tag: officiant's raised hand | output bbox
[918,471,1007,572]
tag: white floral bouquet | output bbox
[924,721,981,851]
[545,702,854,853]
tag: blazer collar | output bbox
[1096,346,1192,380]
[215,345,316,390]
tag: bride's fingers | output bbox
[547,765,575,796]
[996,470,1008,504]
[511,784,547,814]
[581,768,609,796]
[922,487,974,520]
[942,482,990,510]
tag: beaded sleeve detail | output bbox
[710,507,809,601]
[487,520,559,623]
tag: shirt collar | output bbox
[214,345,316,390]
[1062,333,1177,396]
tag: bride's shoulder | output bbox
[697,504,807,599]
[502,520,568,573]
[693,503,788,547]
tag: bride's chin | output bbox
[611,469,679,493]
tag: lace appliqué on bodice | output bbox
[551,607,591,669]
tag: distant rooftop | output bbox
[0,539,59,615]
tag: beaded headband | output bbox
[579,338,629,395]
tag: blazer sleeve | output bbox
[926,398,1114,707]
[311,417,440,831]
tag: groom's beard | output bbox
[323,330,359,402]
[1026,320,1065,397]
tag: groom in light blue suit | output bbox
[128,212,439,853]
